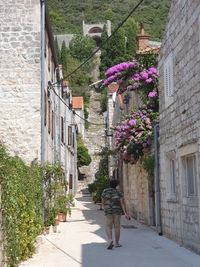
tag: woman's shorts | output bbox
[105,214,121,229]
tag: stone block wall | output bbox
[159,0,200,253]
[123,161,155,226]
[0,0,41,164]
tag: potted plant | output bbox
[44,207,57,234]
[55,195,68,222]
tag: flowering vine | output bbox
[101,60,158,111]
[102,55,159,164]
[114,108,158,164]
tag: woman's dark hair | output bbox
[110,179,119,189]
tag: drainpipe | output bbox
[58,81,62,162]
[64,97,67,188]
[41,0,45,223]
[41,0,45,163]
[154,124,162,235]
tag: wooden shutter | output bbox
[51,110,54,140]
[48,101,51,134]
[61,117,64,143]
[68,126,72,146]
[164,54,174,97]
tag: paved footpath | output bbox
[20,195,200,267]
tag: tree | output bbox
[99,25,109,77]
[60,40,69,71]
[77,136,91,168]
[54,37,60,62]
[123,18,139,56]
[69,34,96,72]
[100,27,127,78]
[104,8,117,25]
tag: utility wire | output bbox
[51,85,105,126]
[52,0,144,85]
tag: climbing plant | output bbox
[0,144,43,266]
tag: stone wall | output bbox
[123,162,154,225]
[159,0,200,253]
[0,0,41,163]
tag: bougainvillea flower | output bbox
[148,91,157,98]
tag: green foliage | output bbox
[124,18,139,56]
[88,147,109,202]
[69,34,96,72]
[136,53,158,69]
[0,144,43,266]
[54,37,60,62]
[60,40,70,71]
[48,0,171,41]
[44,207,56,227]
[55,193,74,215]
[142,155,155,177]
[55,195,68,214]
[100,87,107,113]
[77,136,91,167]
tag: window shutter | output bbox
[48,101,51,134]
[51,111,54,140]
[61,117,64,143]
[164,54,174,97]
[68,126,72,146]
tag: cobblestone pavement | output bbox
[20,195,200,267]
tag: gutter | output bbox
[154,124,162,235]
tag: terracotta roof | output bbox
[108,82,119,93]
[72,97,84,109]
[136,45,161,54]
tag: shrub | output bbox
[0,144,43,266]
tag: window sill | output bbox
[166,193,177,203]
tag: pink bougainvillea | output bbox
[113,109,158,164]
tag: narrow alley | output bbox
[20,194,200,267]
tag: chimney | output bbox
[136,22,150,50]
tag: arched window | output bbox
[88,27,102,34]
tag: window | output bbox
[48,101,51,134]
[61,117,64,143]
[69,174,73,190]
[51,111,54,140]
[170,159,176,194]
[72,132,75,148]
[51,59,54,82]
[68,126,72,146]
[166,151,176,201]
[164,53,174,98]
[182,154,197,196]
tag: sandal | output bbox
[115,244,122,247]
[107,241,114,250]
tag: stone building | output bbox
[105,24,160,226]
[83,20,111,46]
[158,0,200,253]
[0,0,78,192]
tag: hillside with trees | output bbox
[48,0,171,41]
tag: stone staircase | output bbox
[77,89,105,192]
